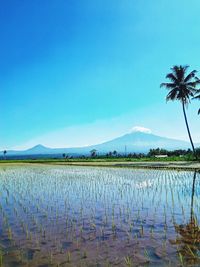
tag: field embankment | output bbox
[0,159,200,171]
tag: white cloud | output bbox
[130,126,152,134]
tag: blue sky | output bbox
[1,0,200,150]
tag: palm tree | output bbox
[90,149,97,158]
[113,150,117,157]
[161,65,200,159]
[193,89,200,115]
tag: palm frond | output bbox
[182,65,189,71]
[185,81,200,88]
[193,90,200,99]
[176,91,190,104]
[184,70,197,83]
[171,65,179,75]
[187,87,198,95]
[162,65,200,105]
[171,65,189,82]
[165,73,178,83]
[193,95,200,100]
[160,82,176,89]
[166,88,178,102]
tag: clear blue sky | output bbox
[1,0,200,150]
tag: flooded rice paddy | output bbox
[0,165,200,267]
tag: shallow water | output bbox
[0,165,200,266]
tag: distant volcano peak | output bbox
[130,126,152,134]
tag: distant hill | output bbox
[2,130,199,158]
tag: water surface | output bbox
[0,165,200,266]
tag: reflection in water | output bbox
[174,171,200,266]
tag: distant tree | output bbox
[195,147,200,156]
[62,153,69,160]
[113,150,117,157]
[108,151,113,157]
[161,65,200,159]
[90,149,97,158]
[148,148,199,158]
[148,148,163,156]
[138,153,145,158]
[3,150,7,159]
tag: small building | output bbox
[155,155,168,158]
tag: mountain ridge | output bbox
[2,131,199,157]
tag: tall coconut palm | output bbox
[160,65,200,159]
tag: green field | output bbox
[0,155,198,164]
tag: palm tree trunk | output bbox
[182,102,197,159]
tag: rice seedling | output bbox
[178,252,184,266]
[0,250,3,267]
[139,224,144,237]
[144,248,150,261]
[124,256,132,267]
[82,250,87,259]
[49,251,53,264]
[106,261,112,267]
[66,251,71,263]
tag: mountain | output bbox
[2,131,199,158]
[26,144,52,154]
[90,131,194,153]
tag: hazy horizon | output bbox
[1,0,200,150]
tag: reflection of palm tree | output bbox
[190,171,197,222]
[174,171,200,265]
[161,65,200,159]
